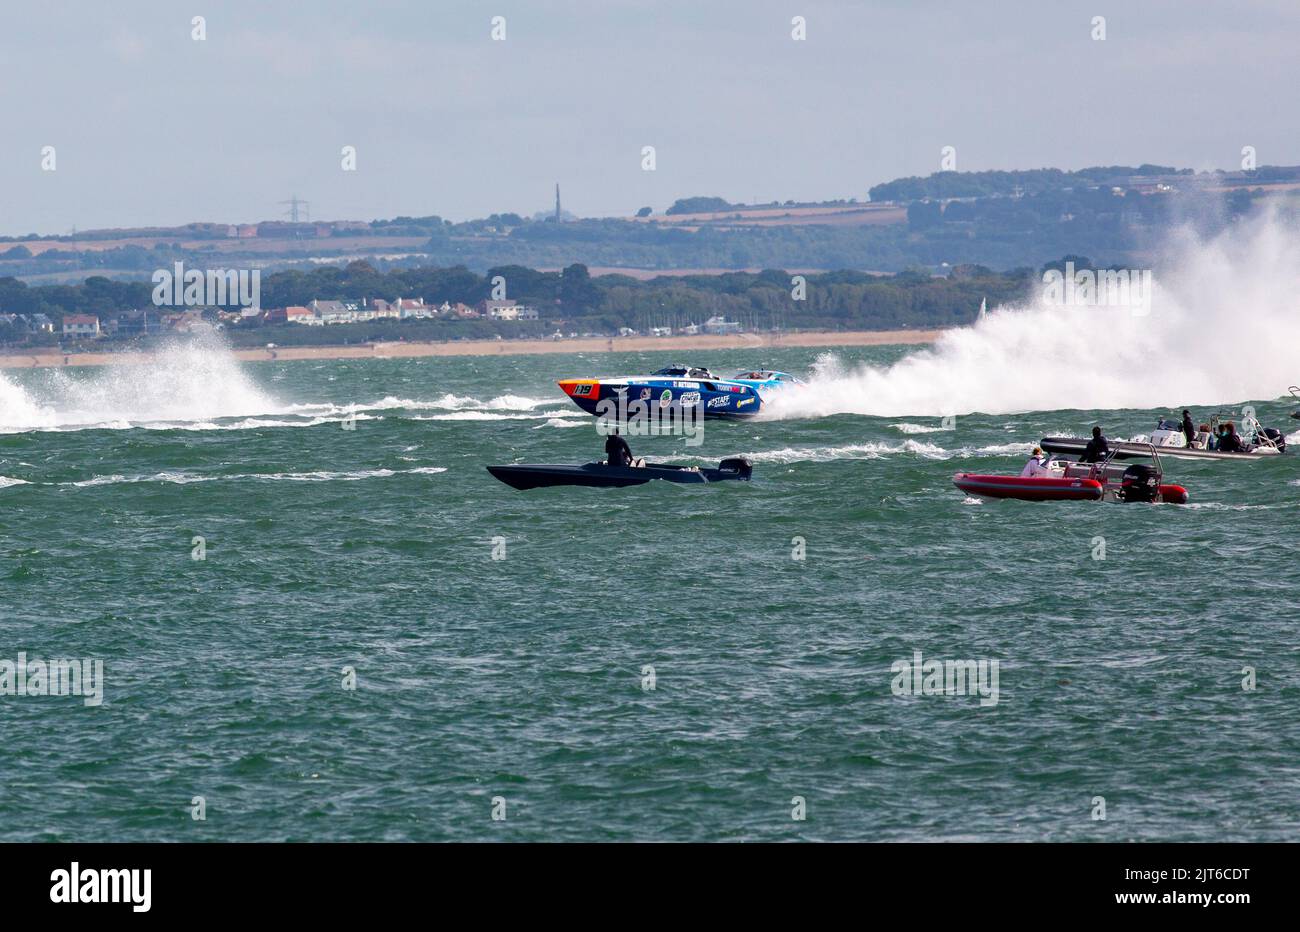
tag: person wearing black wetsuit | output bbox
[605,428,634,467]
[1181,410,1196,446]
[1080,426,1110,463]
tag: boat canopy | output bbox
[651,365,717,379]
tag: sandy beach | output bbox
[0,329,943,370]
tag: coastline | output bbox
[0,328,943,370]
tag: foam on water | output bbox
[0,333,279,432]
[408,411,582,422]
[320,393,558,413]
[0,331,565,433]
[764,213,1300,418]
[890,422,950,435]
[727,439,950,464]
[40,466,451,488]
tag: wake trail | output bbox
[764,211,1300,419]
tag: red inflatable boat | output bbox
[953,474,1104,501]
[954,445,1189,504]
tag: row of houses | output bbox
[1,297,550,342]
[1,309,212,341]
[260,297,540,326]
[631,316,743,338]
[66,309,209,339]
[0,312,55,334]
[197,220,372,239]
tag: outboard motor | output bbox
[1259,427,1287,453]
[718,457,753,479]
[1120,463,1160,503]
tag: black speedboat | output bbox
[487,457,752,490]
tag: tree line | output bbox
[0,262,1038,348]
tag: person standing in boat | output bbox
[1181,410,1197,446]
[605,426,635,467]
[1080,426,1110,463]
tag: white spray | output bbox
[765,211,1300,418]
[0,329,278,432]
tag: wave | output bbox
[51,466,449,488]
[676,438,1048,465]
[890,422,951,435]
[407,410,584,422]
[1,333,281,433]
[722,440,949,464]
[1182,501,1295,512]
[0,332,567,433]
[297,393,561,415]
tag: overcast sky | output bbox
[1,0,1296,235]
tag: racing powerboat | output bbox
[487,457,753,490]
[557,365,802,419]
[954,445,1189,504]
[1290,386,1300,420]
[1042,412,1286,462]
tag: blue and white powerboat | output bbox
[558,365,802,419]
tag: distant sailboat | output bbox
[978,297,987,320]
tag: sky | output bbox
[1,0,1297,235]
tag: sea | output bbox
[2,319,1298,841]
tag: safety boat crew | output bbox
[1043,411,1287,462]
[954,443,1189,504]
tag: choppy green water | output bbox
[2,344,1298,841]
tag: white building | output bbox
[703,315,742,334]
[62,314,102,337]
[310,299,364,324]
[482,299,539,321]
[398,298,435,319]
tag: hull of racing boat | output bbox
[558,378,762,419]
[953,473,1104,501]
